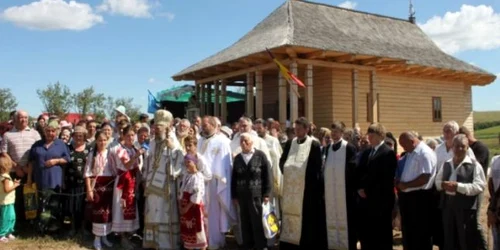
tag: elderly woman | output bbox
[64,126,90,235]
[27,120,71,232]
[231,132,272,250]
[27,120,70,190]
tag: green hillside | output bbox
[474,111,500,123]
[475,125,500,157]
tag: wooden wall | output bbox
[256,67,474,139]
[376,73,473,138]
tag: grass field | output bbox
[475,125,500,157]
[474,111,500,123]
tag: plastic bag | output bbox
[23,183,38,220]
[262,202,279,239]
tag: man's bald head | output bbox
[15,110,29,130]
[399,131,420,153]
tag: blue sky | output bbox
[0,0,499,118]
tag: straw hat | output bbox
[154,110,173,127]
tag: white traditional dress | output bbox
[143,138,184,250]
[84,149,115,236]
[198,133,234,249]
[324,139,349,249]
[109,143,140,233]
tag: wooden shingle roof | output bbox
[173,0,495,85]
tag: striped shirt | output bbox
[0,127,41,168]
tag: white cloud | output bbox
[97,0,153,18]
[419,5,500,55]
[148,77,156,83]
[158,12,175,22]
[1,0,103,31]
[338,1,357,10]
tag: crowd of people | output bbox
[0,105,499,250]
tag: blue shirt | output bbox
[29,139,70,190]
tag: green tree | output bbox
[0,88,18,121]
[104,96,142,122]
[73,86,106,117]
[36,82,73,117]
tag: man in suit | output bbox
[356,123,398,250]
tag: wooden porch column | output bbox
[206,83,212,115]
[221,80,227,124]
[289,62,299,123]
[246,72,255,118]
[195,82,200,101]
[255,71,263,119]
[278,72,287,129]
[200,83,205,116]
[369,70,378,122]
[214,80,220,117]
[351,69,359,127]
[305,64,313,122]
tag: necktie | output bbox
[369,148,376,159]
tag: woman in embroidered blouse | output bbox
[109,125,145,250]
[84,131,115,250]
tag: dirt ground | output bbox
[3,193,494,250]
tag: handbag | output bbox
[262,202,279,239]
[23,183,38,220]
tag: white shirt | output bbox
[435,142,476,172]
[400,142,437,192]
[435,156,486,196]
[488,155,500,192]
[241,149,255,165]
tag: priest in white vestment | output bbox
[254,119,283,216]
[143,110,184,250]
[279,117,327,250]
[323,121,358,250]
[198,116,234,249]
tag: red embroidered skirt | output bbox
[116,169,137,220]
[180,192,207,249]
[92,176,114,224]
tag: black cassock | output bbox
[356,143,397,250]
[279,138,327,250]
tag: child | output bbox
[179,152,207,250]
[0,154,20,242]
[84,131,115,250]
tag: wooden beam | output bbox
[255,71,263,119]
[377,60,407,66]
[352,69,359,128]
[305,64,313,122]
[304,50,326,59]
[296,58,375,71]
[197,60,290,84]
[331,54,356,63]
[286,47,298,59]
[358,57,383,65]
[227,62,248,68]
[243,57,267,65]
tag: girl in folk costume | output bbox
[179,151,208,250]
[109,125,145,249]
[84,131,116,250]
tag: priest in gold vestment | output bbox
[279,117,327,250]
